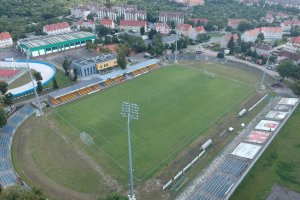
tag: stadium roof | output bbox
[49,77,102,98]
[18,32,96,51]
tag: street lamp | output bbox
[26,49,43,116]
[121,102,139,200]
[174,40,178,64]
[259,52,271,91]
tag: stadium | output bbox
[9,58,273,200]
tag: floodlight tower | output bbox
[26,49,43,116]
[259,52,271,91]
[174,40,178,63]
[121,102,139,200]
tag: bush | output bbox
[217,52,225,58]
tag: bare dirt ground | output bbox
[267,185,300,200]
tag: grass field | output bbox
[231,106,300,200]
[13,62,258,199]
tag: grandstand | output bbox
[0,104,36,188]
[48,59,160,106]
[17,32,96,57]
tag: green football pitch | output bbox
[46,63,255,184]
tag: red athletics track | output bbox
[0,69,20,78]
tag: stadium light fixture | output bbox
[121,102,139,200]
[259,52,271,91]
[174,40,178,64]
[26,49,43,116]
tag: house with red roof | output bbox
[100,19,115,29]
[241,27,283,42]
[0,32,13,48]
[277,51,300,64]
[43,22,71,35]
[154,23,170,35]
[251,43,272,57]
[228,19,242,29]
[221,34,239,48]
[175,24,205,40]
[119,20,147,32]
[284,36,300,53]
[77,20,96,31]
[280,20,300,32]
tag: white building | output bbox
[281,20,300,33]
[154,23,170,35]
[175,24,205,40]
[43,22,71,35]
[159,11,184,25]
[70,6,92,20]
[241,27,283,42]
[76,20,96,31]
[124,10,147,21]
[0,32,13,48]
[119,20,147,32]
[97,7,118,21]
[284,36,300,53]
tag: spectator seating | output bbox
[0,104,36,188]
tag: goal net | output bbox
[80,132,94,146]
[203,70,216,78]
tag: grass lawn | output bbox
[231,106,300,200]
[13,62,258,198]
[8,69,36,90]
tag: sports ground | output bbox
[12,62,258,199]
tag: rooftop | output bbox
[18,32,95,49]
[0,32,12,40]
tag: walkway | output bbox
[0,104,36,188]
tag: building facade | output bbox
[119,20,147,32]
[77,20,96,31]
[159,11,184,25]
[241,27,283,42]
[17,32,96,57]
[284,36,300,53]
[100,19,115,29]
[0,32,13,48]
[43,22,71,35]
[154,23,170,35]
[124,10,147,21]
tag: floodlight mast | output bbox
[259,52,271,91]
[121,102,139,200]
[174,40,178,63]
[26,49,43,115]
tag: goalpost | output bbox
[203,70,216,78]
[80,132,94,146]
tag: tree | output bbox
[293,80,300,95]
[96,25,112,37]
[33,72,43,81]
[52,78,58,89]
[73,68,78,82]
[62,57,72,76]
[148,29,157,40]
[238,21,254,32]
[36,81,43,93]
[217,52,225,58]
[170,21,176,29]
[86,13,96,21]
[4,93,13,110]
[140,27,145,35]
[196,33,209,43]
[117,47,127,69]
[276,59,297,81]
[225,26,233,32]
[0,82,8,95]
[291,25,300,37]
[105,193,128,200]
[257,32,265,41]
[0,105,7,128]
[0,186,46,200]
[227,36,235,54]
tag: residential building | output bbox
[159,11,184,25]
[280,20,300,32]
[189,26,206,40]
[228,19,242,29]
[100,19,115,29]
[241,27,283,42]
[0,32,13,48]
[239,0,259,6]
[220,34,239,48]
[119,20,147,32]
[154,23,170,35]
[43,22,71,35]
[283,36,300,53]
[175,24,205,40]
[97,7,118,21]
[251,43,272,57]
[277,51,300,64]
[124,10,147,21]
[260,13,274,23]
[70,6,92,20]
[275,12,289,20]
[265,0,300,9]
[173,0,205,6]
[76,20,96,31]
